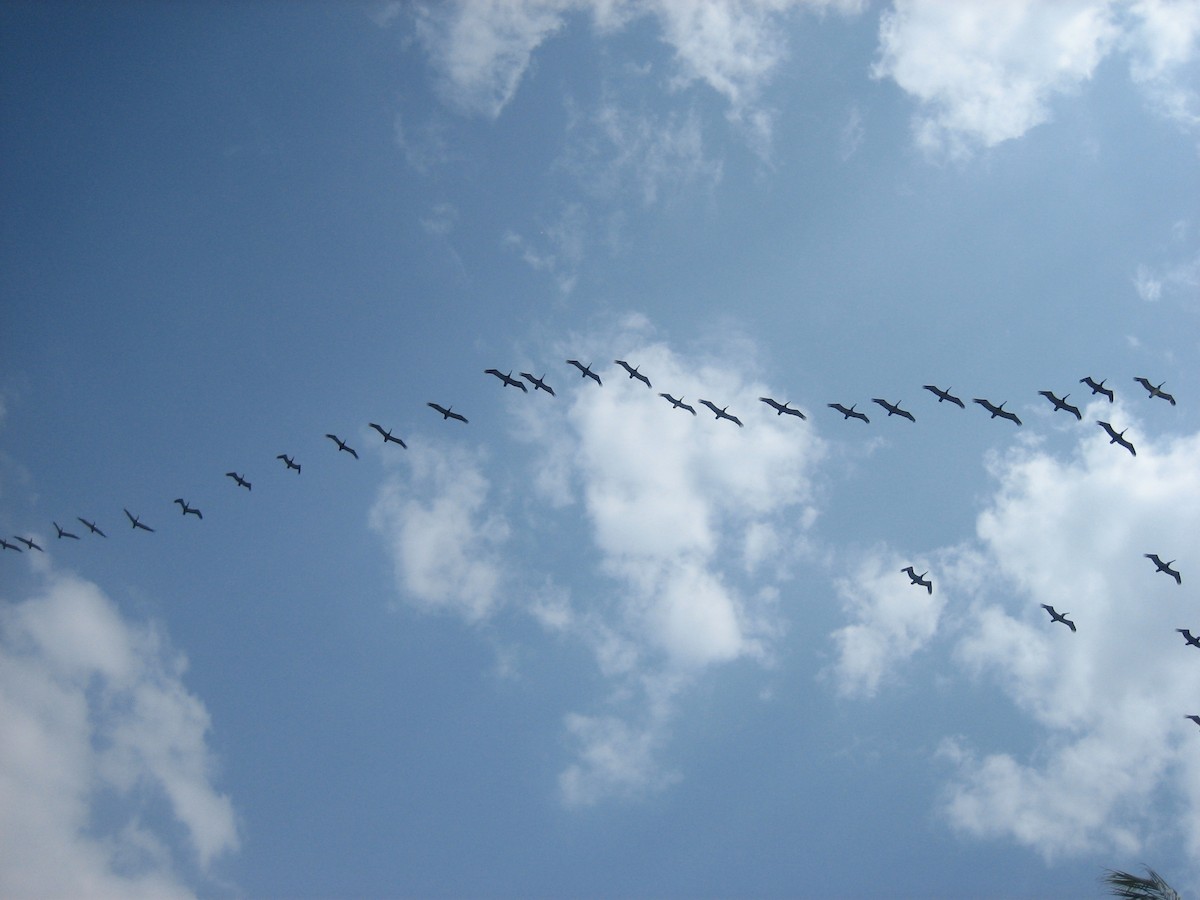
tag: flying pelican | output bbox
[369,424,407,448]
[1038,390,1082,420]
[614,360,652,388]
[428,403,468,423]
[873,398,916,422]
[698,400,743,427]
[759,397,806,419]
[123,509,154,532]
[15,536,43,552]
[1098,421,1136,456]
[922,385,965,408]
[973,398,1022,426]
[659,393,696,415]
[277,454,301,472]
[54,522,80,540]
[226,472,251,491]
[1177,629,1200,649]
[566,360,602,385]
[520,372,555,396]
[1186,715,1200,728]
[1040,604,1076,632]
[0,538,21,552]
[485,369,528,391]
[828,403,869,423]
[1080,376,1114,402]
[174,499,203,519]
[902,566,932,594]
[77,517,106,537]
[325,434,359,458]
[1146,553,1182,585]
[1134,377,1176,406]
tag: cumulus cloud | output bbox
[0,572,238,896]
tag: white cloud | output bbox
[0,573,238,896]
[1123,0,1200,126]
[559,707,680,806]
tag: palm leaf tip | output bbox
[1101,866,1181,900]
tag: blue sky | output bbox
[2,1,1199,896]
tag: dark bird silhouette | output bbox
[828,403,869,423]
[1041,604,1076,632]
[428,403,468,423]
[1098,421,1136,456]
[973,398,1022,426]
[123,509,154,532]
[923,385,965,408]
[1186,715,1200,728]
[1177,629,1200,649]
[1134,377,1176,406]
[485,369,528,392]
[614,360,652,388]
[174,499,202,519]
[699,400,743,427]
[226,472,251,490]
[1146,553,1182,585]
[902,566,932,594]
[1081,376,1114,402]
[873,398,916,422]
[277,454,301,473]
[759,397,806,419]
[1038,390,1082,420]
[659,393,696,415]
[520,372,555,396]
[566,360,602,386]
[1,538,21,552]
[325,434,359,458]
[54,522,80,540]
[15,536,43,552]
[77,517,106,537]
[369,424,407,448]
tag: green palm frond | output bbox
[1101,866,1182,900]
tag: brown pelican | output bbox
[699,399,743,427]
[428,403,468,423]
[1041,604,1076,632]
[0,538,21,552]
[1134,377,1176,406]
[174,499,202,519]
[485,369,528,392]
[923,385,965,408]
[15,536,43,552]
[1146,553,1181,584]
[123,509,154,532]
[369,424,407,448]
[614,360,652,388]
[1038,390,1082,420]
[828,403,869,423]
[277,454,301,472]
[566,360,602,385]
[77,517,107,537]
[902,566,932,594]
[226,472,252,490]
[660,393,696,415]
[1081,377,1114,402]
[1177,629,1200,649]
[1098,421,1135,456]
[759,397,806,419]
[973,398,1022,425]
[54,522,80,540]
[520,372,555,395]
[325,434,359,458]
[873,399,916,422]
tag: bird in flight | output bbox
[520,373,555,396]
[1146,553,1181,585]
[699,400,743,427]
[828,403,869,423]
[485,369,528,392]
[566,360,602,386]
[1177,629,1200,649]
[1098,421,1135,456]
[77,517,106,537]
[614,360,652,388]
[922,385,965,408]
[973,398,1022,426]
[428,403,468,423]
[1134,377,1176,406]
[1,538,22,552]
[1080,376,1114,402]
[174,499,202,519]
[369,424,407,448]
[1038,390,1082,420]
[873,398,916,422]
[54,522,80,540]
[325,434,359,458]
[759,397,806,419]
[277,454,301,473]
[15,536,43,552]
[1041,604,1076,632]
[226,471,251,490]
[1186,715,1200,729]
[902,566,932,594]
[124,509,154,532]
[659,393,696,415]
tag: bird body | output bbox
[123,509,154,532]
[428,403,468,423]
[566,360,602,385]
[1038,390,1082,420]
[1,538,21,552]
[369,424,407,448]
[698,399,743,427]
[1081,376,1114,402]
[1134,377,1176,405]
[1177,629,1200,648]
[973,398,1022,425]
[922,385,965,408]
[828,403,869,423]
[226,472,251,490]
[1187,715,1200,728]
[1146,553,1181,584]
[277,454,301,472]
[15,536,43,552]
[174,499,202,519]
[519,373,555,395]
[759,397,806,419]
[659,393,696,415]
[54,522,80,540]
[902,566,932,594]
[614,360,652,388]
[325,434,359,458]
[1098,421,1136,456]
[77,517,106,536]
[1041,604,1076,632]
[873,398,916,422]
[485,369,528,391]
